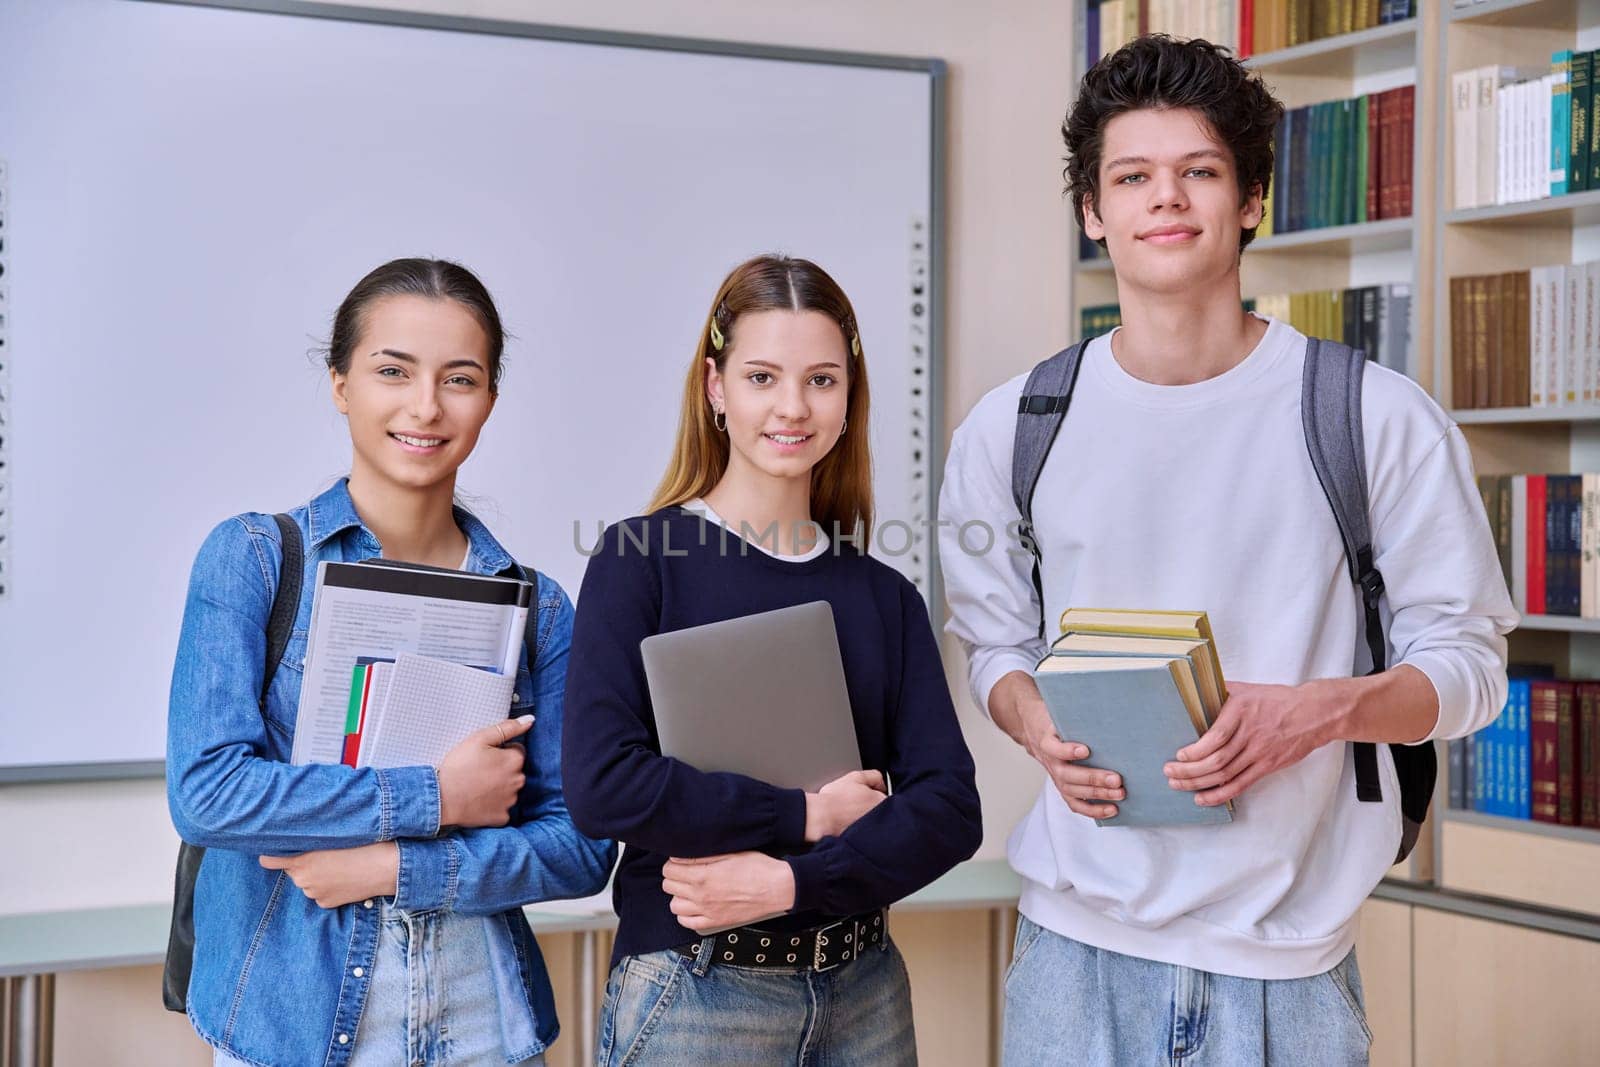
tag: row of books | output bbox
[1449,55,1600,211]
[1447,263,1600,411]
[1086,1,1416,66]
[1446,675,1600,830]
[1079,287,1409,370]
[1272,86,1414,234]
[1475,474,1600,619]
[1251,285,1410,370]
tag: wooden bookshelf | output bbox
[1450,0,1581,31]
[1446,186,1600,227]
[1451,403,1600,424]
[1515,614,1600,633]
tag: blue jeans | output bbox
[1002,916,1371,1066]
[598,935,916,1066]
[213,903,545,1067]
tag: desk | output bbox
[0,860,1024,1067]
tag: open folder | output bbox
[289,560,531,766]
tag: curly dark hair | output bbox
[1064,35,1283,253]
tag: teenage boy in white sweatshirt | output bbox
[938,35,1516,1065]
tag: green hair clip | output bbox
[709,320,726,351]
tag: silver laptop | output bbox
[641,601,863,792]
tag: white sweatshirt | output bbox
[938,316,1516,979]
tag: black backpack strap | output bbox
[163,513,302,1014]
[262,514,303,705]
[1011,341,1090,638]
[1302,339,1386,804]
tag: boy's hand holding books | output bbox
[1162,679,1354,808]
[993,672,1127,819]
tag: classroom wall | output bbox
[0,1,1072,1061]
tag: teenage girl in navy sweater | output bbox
[562,253,981,1065]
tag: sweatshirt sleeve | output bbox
[1370,424,1518,741]
[560,520,809,856]
[937,402,1050,716]
[784,580,983,916]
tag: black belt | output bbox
[677,910,886,972]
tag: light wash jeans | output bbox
[214,903,545,1067]
[1002,916,1371,1066]
[597,934,917,1066]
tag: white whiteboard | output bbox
[0,0,942,775]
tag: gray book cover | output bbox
[1034,662,1233,829]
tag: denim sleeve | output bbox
[784,578,984,915]
[166,517,441,853]
[393,577,616,914]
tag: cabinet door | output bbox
[1415,909,1600,1065]
[1357,899,1414,1067]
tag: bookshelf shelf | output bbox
[1243,18,1416,75]
[1076,256,1114,274]
[1444,188,1600,228]
[1451,404,1600,424]
[1448,0,1578,32]
[1443,809,1600,845]
[1248,216,1414,254]
[1514,614,1600,633]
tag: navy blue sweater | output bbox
[561,508,982,964]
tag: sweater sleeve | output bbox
[937,407,1050,716]
[1370,426,1518,740]
[560,520,809,856]
[783,579,983,916]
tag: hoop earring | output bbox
[713,409,727,432]
[840,417,847,436]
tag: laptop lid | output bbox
[641,601,863,792]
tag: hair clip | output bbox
[851,334,862,358]
[710,320,725,351]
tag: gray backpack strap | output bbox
[1302,338,1384,804]
[1011,341,1090,638]
[1303,338,1436,862]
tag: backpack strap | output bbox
[262,514,303,705]
[1012,341,1090,638]
[1300,339,1386,803]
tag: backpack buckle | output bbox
[1358,568,1385,606]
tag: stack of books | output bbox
[290,559,532,768]
[1447,673,1600,830]
[1032,608,1230,827]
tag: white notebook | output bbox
[359,652,518,769]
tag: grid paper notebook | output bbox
[361,652,518,769]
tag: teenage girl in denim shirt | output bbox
[562,254,983,1065]
[167,258,614,1067]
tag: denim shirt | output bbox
[167,479,616,1066]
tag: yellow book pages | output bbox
[1057,607,1228,705]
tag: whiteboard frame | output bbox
[0,0,947,783]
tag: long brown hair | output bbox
[647,254,874,548]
